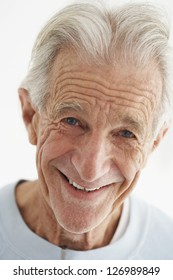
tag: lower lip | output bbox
[59,171,112,199]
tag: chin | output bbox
[59,221,94,234]
[54,206,108,235]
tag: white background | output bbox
[0,0,173,217]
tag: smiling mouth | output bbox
[69,179,105,192]
[60,172,108,192]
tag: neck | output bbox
[16,180,122,250]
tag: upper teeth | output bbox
[69,179,102,192]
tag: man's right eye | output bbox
[119,129,135,139]
[63,117,80,126]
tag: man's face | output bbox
[29,51,163,234]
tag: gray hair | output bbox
[20,0,173,131]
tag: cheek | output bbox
[115,145,146,181]
[37,129,71,165]
[35,129,70,187]
[35,129,73,200]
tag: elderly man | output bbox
[0,1,173,260]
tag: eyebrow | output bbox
[120,116,144,134]
[50,100,86,119]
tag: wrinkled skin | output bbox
[16,50,168,250]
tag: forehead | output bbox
[49,50,163,123]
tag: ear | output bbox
[152,122,170,152]
[18,88,38,145]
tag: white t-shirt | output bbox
[0,182,173,260]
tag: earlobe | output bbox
[18,88,38,145]
[152,122,170,152]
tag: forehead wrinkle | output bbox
[53,68,159,97]
[54,73,157,114]
[60,86,152,114]
[50,69,159,124]
[56,89,149,123]
[49,93,149,125]
[54,80,155,116]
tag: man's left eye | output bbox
[119,130,135,138]
[63,117,80,126]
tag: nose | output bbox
[71,133,111,182]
